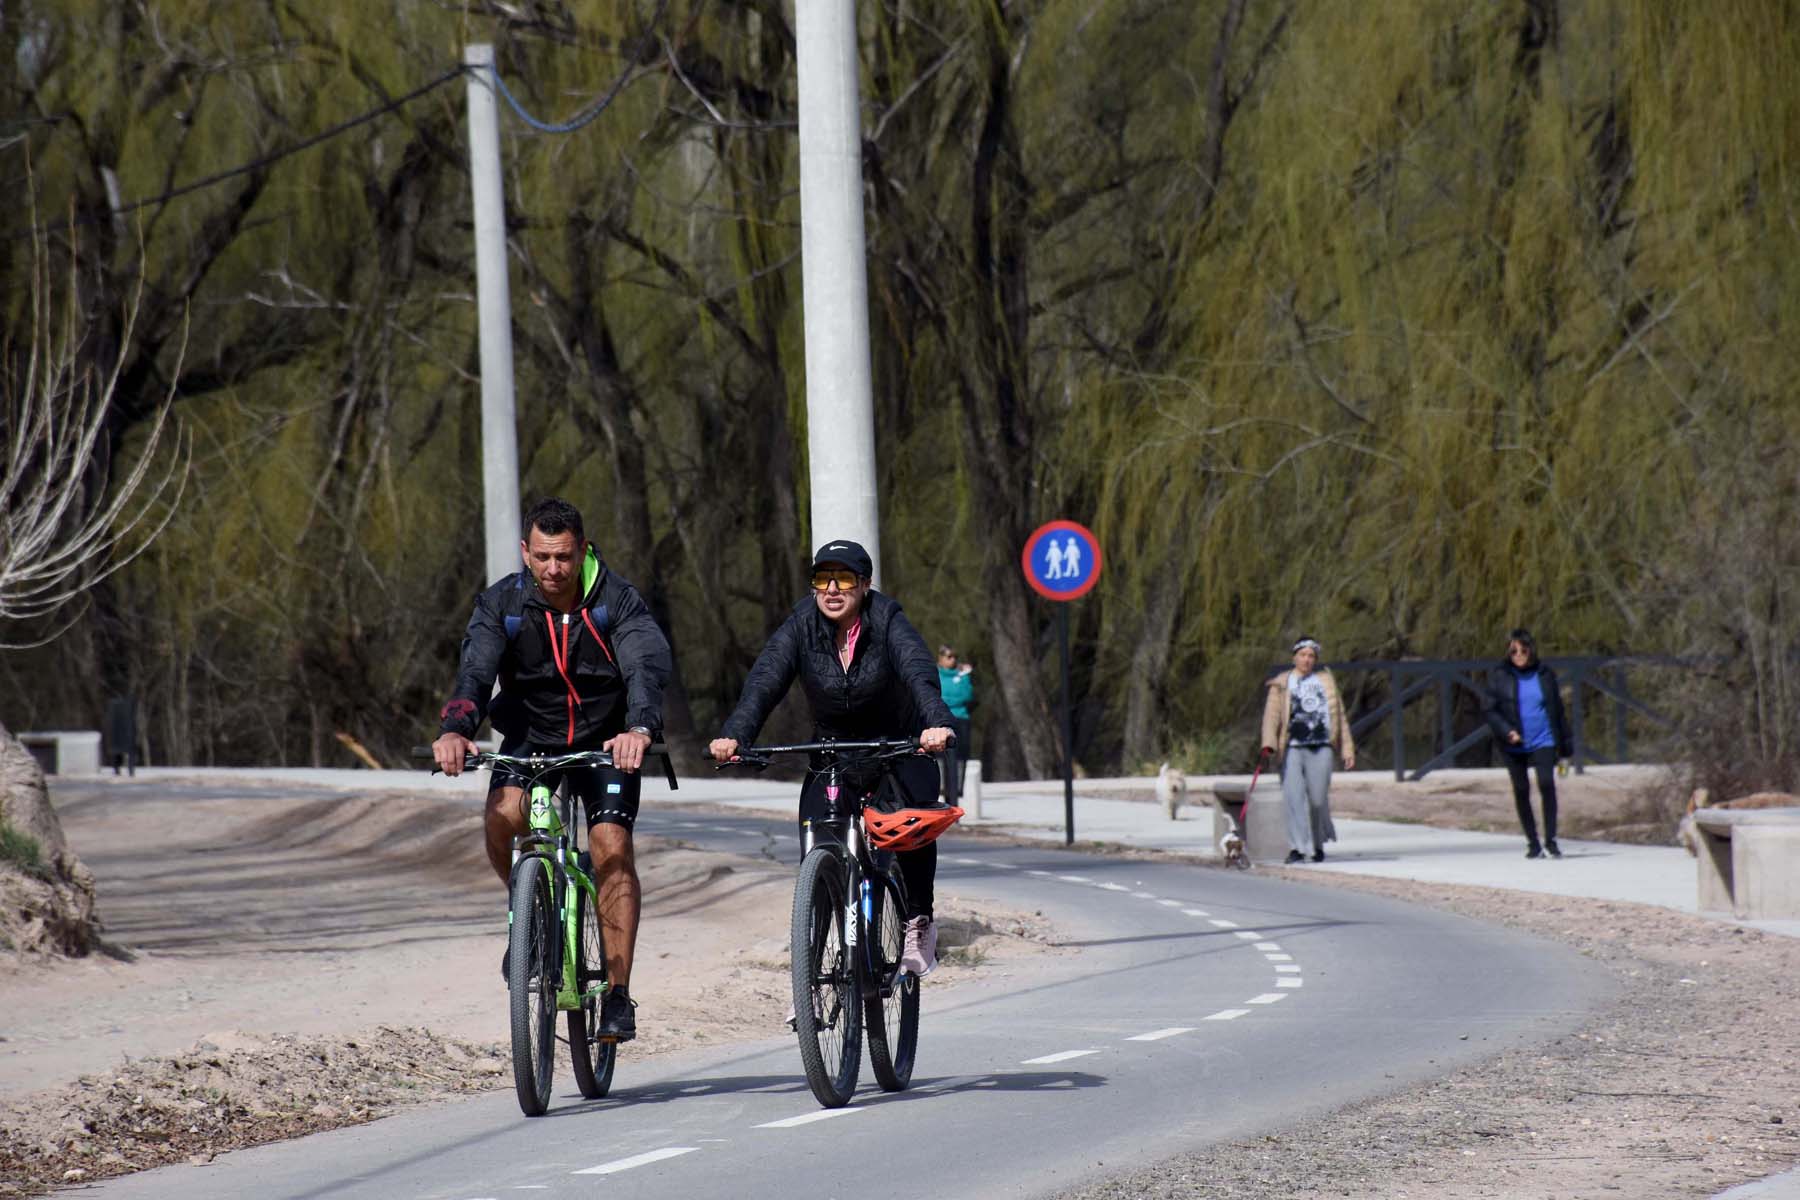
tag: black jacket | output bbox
[719,590,955,745]
[439,549,671,746]
[1480,661,1573,758]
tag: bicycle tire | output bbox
[508,856,557,1116]
[863,864,918,1091]
[791,847,861,1107]
[567,876,615,1099]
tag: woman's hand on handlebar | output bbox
[433,731,478,777]
[918,726,954,754]
[708,737,739,763]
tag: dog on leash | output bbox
[1156,762,1187,820]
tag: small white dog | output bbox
[1156,762,1187,820]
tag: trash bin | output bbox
[104,697,138,776]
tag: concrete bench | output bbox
[1692,807,1800,920]
[17,730,103,775]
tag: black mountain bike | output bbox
[720,739,927,1108]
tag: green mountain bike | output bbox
[421,746,677,1116]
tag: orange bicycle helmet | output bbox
[862,805,965,852]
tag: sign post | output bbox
[1021,520,1104,845]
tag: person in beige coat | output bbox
[1260,637,1356,862]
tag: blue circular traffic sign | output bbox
[1022,520,1103,601]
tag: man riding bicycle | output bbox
[433,497,672,1043]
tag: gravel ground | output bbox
[1054,868,1800,1200]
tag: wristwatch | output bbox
[628,725,653,739]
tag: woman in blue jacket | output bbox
[1481,628,1573,858]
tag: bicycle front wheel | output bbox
[568,876,615,1099]
[863,864,918,1092]
[508,856,557,1116]
[791,847,861,1107]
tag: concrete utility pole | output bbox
[795,1,881,582]
[465,43,523,585]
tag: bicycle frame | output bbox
[504,754,606,1013]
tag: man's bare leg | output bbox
[590,822,639,991]
[484,785,528,885]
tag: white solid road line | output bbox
[756,1108,868,1128]
[1126,1027,1197,1041]
[1022,1049,1101,1064]
[573,1147,700,1174]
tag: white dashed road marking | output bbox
[756,1108,866,1129]
[1275,964,1301,973]
[1247,993,1288,1005]
[1022,1049,1100,1065]
[1205,1009,1252,1021]
[1126,1027,1196,1041]
[574,1147,700,1174]
[1277,978,1304,988]
[1255,942,1282,951]
[1208,918,1239,928]
[1181,908,1210,916]
[1264,952,1292,961]
[1233,931,1262,940]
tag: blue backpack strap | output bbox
[503,573,527,642]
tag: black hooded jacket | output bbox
[719,590,955,745]
[1480,660,1573,759]
[439,548,671,746]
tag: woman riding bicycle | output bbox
[709,539,956,976]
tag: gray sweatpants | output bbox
[1282,745,1338,855]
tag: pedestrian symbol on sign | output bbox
[1022,520,1102,601]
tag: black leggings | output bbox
[797,754,940,921]
[1504,746,1559,845]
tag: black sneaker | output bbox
[1525,843,1543,859]
[1284,850,1305,864]
[1545,840,1562,858]
[599,988,636,1043]
[1311,848,1325,863]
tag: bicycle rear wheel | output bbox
[508,856,557,1116]
[791,847,861,1107]
[863,864,918,1091]
[567,873,616,1099]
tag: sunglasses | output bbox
[811,569,861,592]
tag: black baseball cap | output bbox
[811,539,873,578]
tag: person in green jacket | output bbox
[937,645,974,803]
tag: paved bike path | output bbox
[71,839,1609,1200]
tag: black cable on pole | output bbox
[8,64,467,242]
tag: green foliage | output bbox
[2,0,1796,783]
[0,820,46,879]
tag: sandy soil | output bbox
[0,779,1059,1194]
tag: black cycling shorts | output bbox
[490,737,642,830]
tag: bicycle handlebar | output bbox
[409,744,680,791]
[713,737,942,772]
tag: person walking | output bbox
[1261,636,1356,863]
[936,645,974,804]
[1481,628,1573,859]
